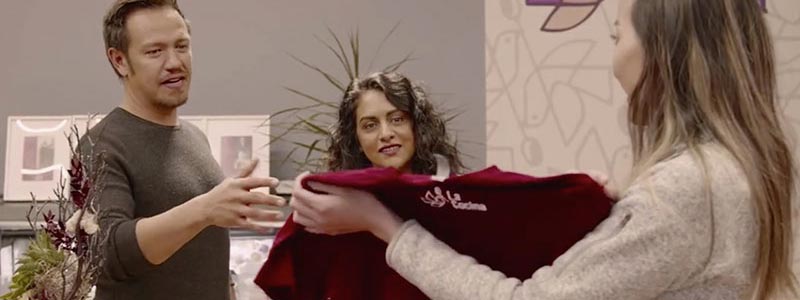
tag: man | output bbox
[86,1,284,299]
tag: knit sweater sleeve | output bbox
[83,124,157,281]
[385,153,716,300]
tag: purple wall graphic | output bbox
[526,0,604,32]
[526,0,768,33]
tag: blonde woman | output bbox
[289,0,797,299]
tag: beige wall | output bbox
[486,0,631,182]
[485,0,800,274]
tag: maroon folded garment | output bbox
[255,166,613,300]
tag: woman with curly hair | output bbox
[326,71,463,175]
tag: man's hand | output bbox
[196,159,286,232]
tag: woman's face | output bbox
[355,90,416,173]
[612,0,645,95]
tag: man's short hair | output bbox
[102,0,190,78]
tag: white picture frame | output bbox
[179,115,207,134]
[205,116,270,185]
[4,116,72,201]
[72,114,105,138]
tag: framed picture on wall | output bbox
[206,116,270,187]
[3,116,72,201]
[72,114,105,138]
[179,115,207,134]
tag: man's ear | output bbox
[107,47,130,77]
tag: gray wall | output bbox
[0,1,486,197]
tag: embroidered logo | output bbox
[420,186,487,212]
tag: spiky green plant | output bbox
[266,23,414,172]
[1,121,106,300]
[1,232,65,300]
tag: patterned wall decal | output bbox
[526,0,768,33]
[487,0,628,182]
[491,0,800,278]
[526,0,605,32]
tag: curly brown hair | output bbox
[327,72,464,175]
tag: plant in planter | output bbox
[1,121,106,300]
[265,24,417,173]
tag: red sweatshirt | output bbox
[255,166,613,300]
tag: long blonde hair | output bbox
[627,0,796,298]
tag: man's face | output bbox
[115,7,192,109]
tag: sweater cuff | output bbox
[115,219,157,277]
[385,219,420,267]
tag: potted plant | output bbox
[1,121,106,300]
[265,24,416,174]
